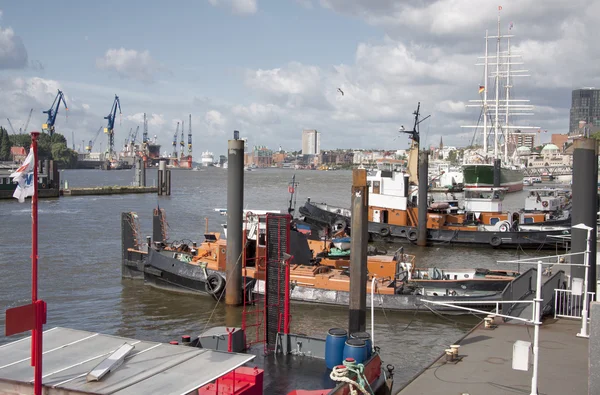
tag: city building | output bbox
[252,146,273,168]
[512,131,536,149]
[551,134,569,152]
[301,129,320,155]
[569,88,600,136]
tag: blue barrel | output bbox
[342,338,367,364]
[325,328,348,369]
[350,332,372,359]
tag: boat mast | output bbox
[483,30,489,155]
[504,36,511,162]
[493,10,501,160]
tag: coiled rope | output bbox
[329,362,373,395]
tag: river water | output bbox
[0,167,557,389]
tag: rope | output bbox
[329,364,372,395]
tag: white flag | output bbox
[10,149,35,203]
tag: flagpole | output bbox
[30,131,42,395]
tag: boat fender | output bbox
[490,236,502,247]
[499,222,510,232]
[380,227,390,237]
[332,219,346,232]
[206,273,225,298]
[407,230,418,242]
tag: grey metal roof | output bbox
[0,327,254,395]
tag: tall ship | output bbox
[461,10,539,193]
[201,151,214,167]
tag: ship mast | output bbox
[493,10,501,160]
[504,36,511,162]
[483,30,489,154]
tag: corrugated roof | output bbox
[0,327,254,395]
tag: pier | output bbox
[61,185,157,196]
[397,318,588,395]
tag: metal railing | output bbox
[554,289,595,319]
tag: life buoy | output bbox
[490,236,502,247]
[542,201,548,208]
[206,273,225,299]
[41,183,46,188]
[499,223,510,232]
[380,227,390,237]
[407,230,418,241]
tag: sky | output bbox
[0,0,598,159]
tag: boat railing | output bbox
[500,268,536,316]
[554,289,595,320]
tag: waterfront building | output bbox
[569,88,600,136]
[301,129,320,155]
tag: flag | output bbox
[10,149,35,203]
[479,85,485,93]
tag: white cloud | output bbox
[208,0,257,15]
[126,112,166,127]
[231,103,282,125]
[0,14,27,69]
[96,48,162,83]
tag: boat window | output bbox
[258,232,266,247]
[524,218,534,224]
[373,181,380,194]
[490,218,500,225]
[0,178,3,184]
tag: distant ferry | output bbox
[201,151,214,167]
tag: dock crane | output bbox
[7,109,33,134]
[42,90,68,136]
[131,125,140,146]
[142,113,149,146]
[180,119,185,158]
[172,122,179,158]
[103,95,121,159]
[187,114,192,156]
[86,126,104,153]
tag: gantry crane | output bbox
[86,126,104,153]
[42,90,68,136]
[187,114,192,156]
[180,119,185,158]
[172,122,179,158]
[103,95,121,159]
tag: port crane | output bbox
[187,114,192,156]
[180,119,185,158]
[6,108,33,134]
[172,122,179,158]
[131,125,140,146]
[42,90,68,136]
[86,126,104,153]
[103,95,121,159]
[142,113,149,147]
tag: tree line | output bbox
[0,127,78,168]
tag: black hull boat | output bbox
[299,201,569,249]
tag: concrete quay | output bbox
[397,318,588,395]
[61,186,157,196]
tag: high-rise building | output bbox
[301,129,320,155]
[569,88,600,135]
[512,131,536,149]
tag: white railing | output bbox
[554,289,595,319]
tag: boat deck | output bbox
[397,318,588,395]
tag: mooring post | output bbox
[417,150,429,246]
[349,168,368,333]
[571,138,598,293]
[158,159,166,195]
[225,131,244,306]
[493,158,501,188]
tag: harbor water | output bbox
[0,168,557,389]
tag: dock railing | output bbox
[554,289,595,320]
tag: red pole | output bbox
[31,131,42,395]
[283,215,291,334]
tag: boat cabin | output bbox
[524,188,570,212]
